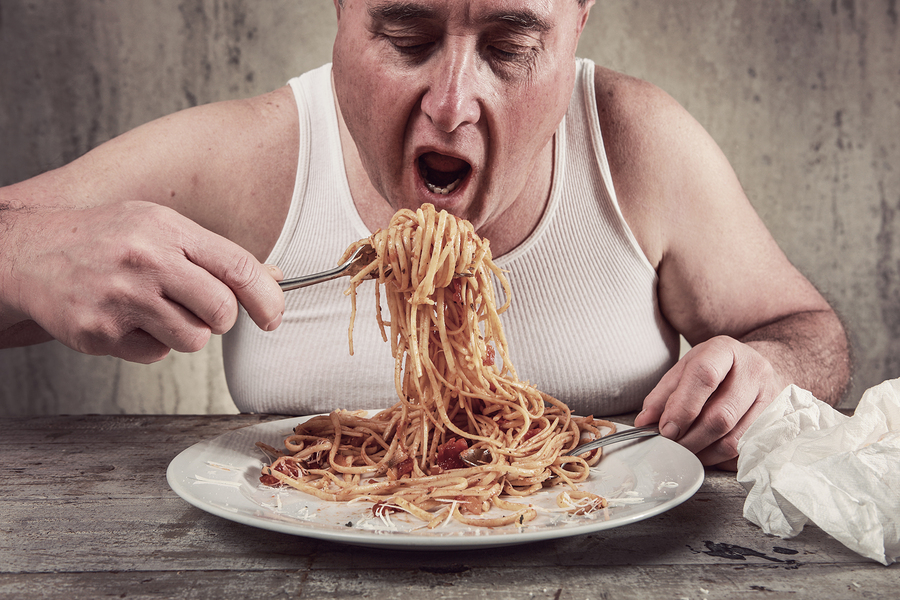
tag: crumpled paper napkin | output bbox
[736,379,900,565]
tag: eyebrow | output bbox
[487,9,552,33]
[367,2,552,33]
[368,2,438,23]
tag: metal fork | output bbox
[279,244,377,291]
[458,424,660,467]
[565,424,660,456]
[279,243,475,291]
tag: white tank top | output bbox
[223,59,679,416]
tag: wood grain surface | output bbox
[1,414,894,599]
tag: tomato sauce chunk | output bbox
[436,438,469,471]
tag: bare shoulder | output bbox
[592,66,689,174]
[193,86,300,260]
[161,85,299,259]
[3,85,300,262]
[590,65,830,341]
[591,66,731,268]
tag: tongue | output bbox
[421,152,467,174]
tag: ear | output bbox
[579,2,594,34]
[334,0,343,20]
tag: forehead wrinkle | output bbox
[367,1,439,23]
[366,1,553,32]
[481,8,552,33]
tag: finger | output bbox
[136,295,214,353]
[655,339,737,441]
[104,329,172,364]
[691,379,772,466]
[69,290,212,361]
[674,366,744,454]
[160,261,242,335]
[0,320,53,347]
[265,264,284,282]
[679,340,779,463]
[693,407,759,467]
[715,458,739,471]
[178,226,285,332]
[163,265,285,336]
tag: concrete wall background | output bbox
[1,1,897,415]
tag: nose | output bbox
[420,42,482,133]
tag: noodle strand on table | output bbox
[259,204,614,526]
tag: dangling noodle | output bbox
[258,204,615,527]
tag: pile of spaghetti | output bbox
[258,204,614,527]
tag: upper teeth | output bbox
[425,178,461,195]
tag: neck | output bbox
[476,141,553,257]
[335,95,396,233]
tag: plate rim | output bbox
[166,413,704,549]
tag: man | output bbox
[0,0,849,468]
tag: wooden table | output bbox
[1,414,894,599]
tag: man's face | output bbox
[332,0,592,231]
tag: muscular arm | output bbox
[0,87,298,361]
[594,67,850,466]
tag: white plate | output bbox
[167,413,704,549]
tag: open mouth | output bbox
[417,152,471,195]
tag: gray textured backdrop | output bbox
[1,1,897,415]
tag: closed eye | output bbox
[488,43,535,63]
[386,35,436,57]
